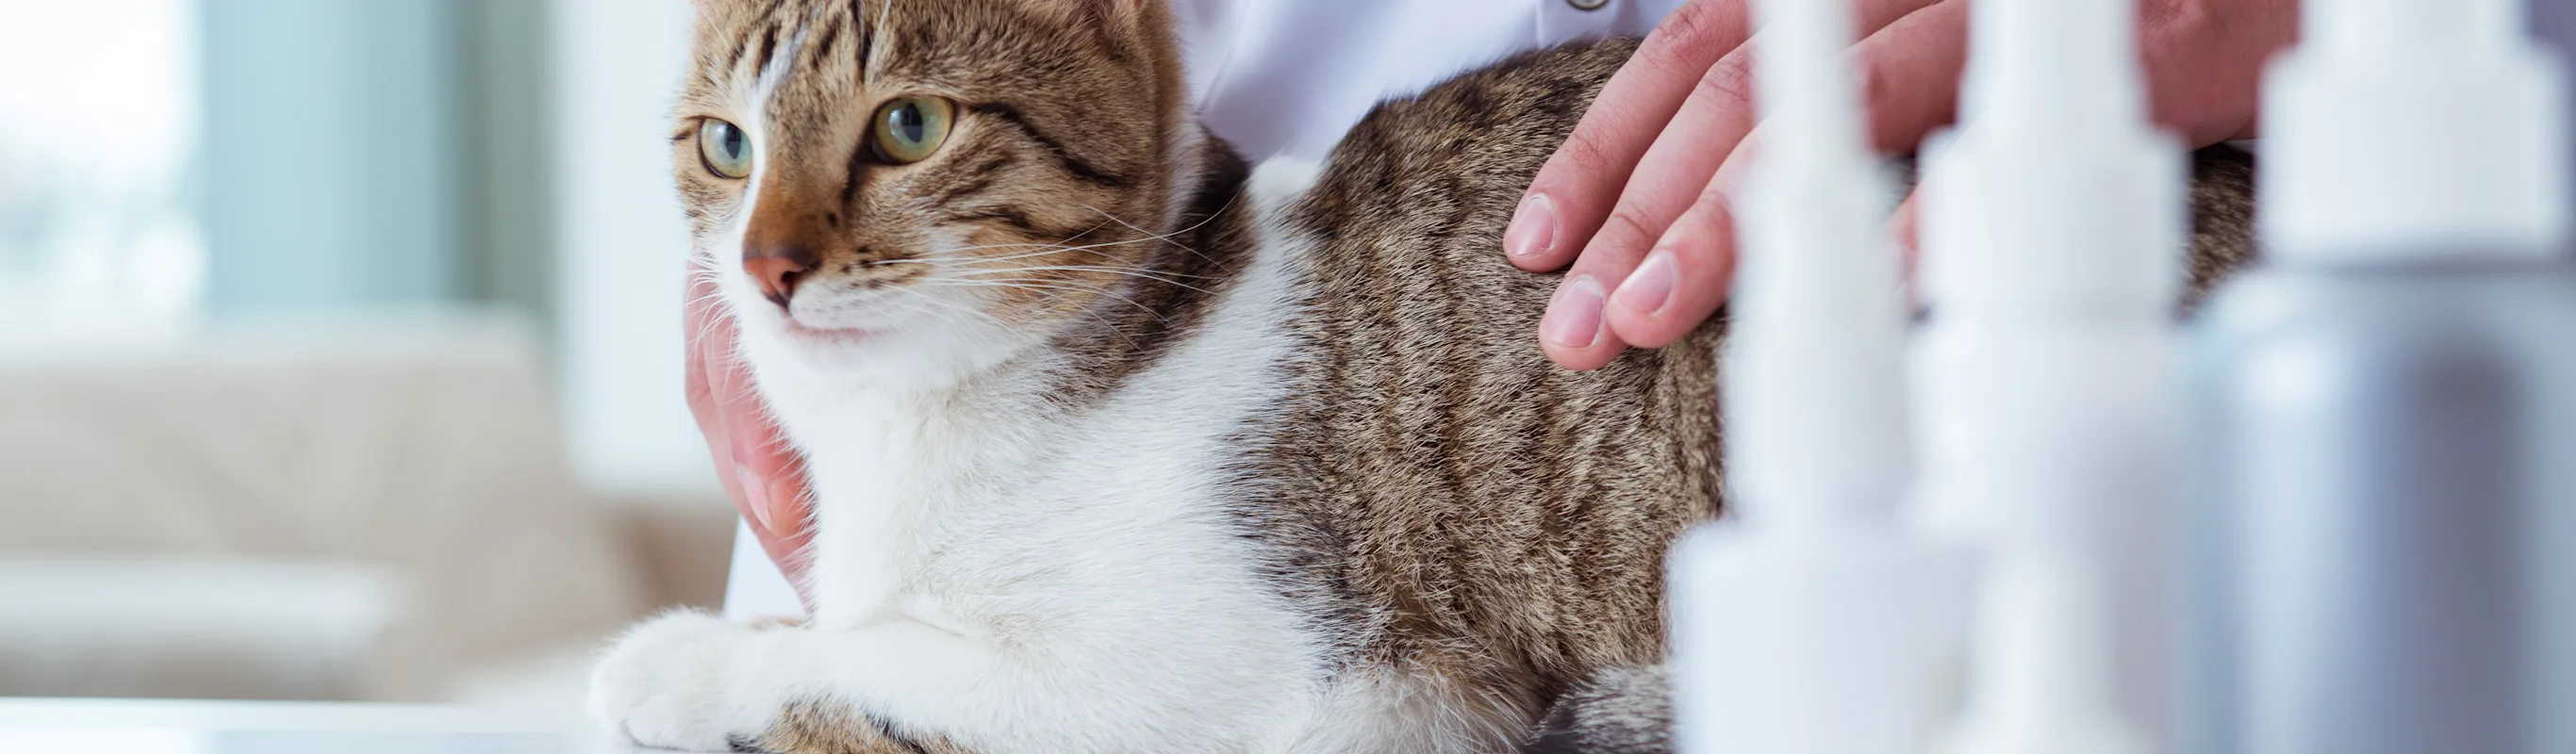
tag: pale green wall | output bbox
[459,0,557,323]
[199,0,553,322]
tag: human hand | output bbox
[1507,0,2297,370]
[684,269,815,607]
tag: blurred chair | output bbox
[0,311,650,703]
[0,557,419,701]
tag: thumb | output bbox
[1886,189,1925,313]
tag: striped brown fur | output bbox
[738,700,977,754]
[1248,39,1721,727]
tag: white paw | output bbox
[589,611,776,751]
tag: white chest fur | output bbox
[598,159,1528,753]
[714,159,1475,751]
[746,159,1327,633]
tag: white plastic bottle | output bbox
[2191,0,2576,751]
[1911,0,2186,750]
[1666,0,1969,750]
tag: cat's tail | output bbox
[1524,664,1674,754]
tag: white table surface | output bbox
[0,698,635,754]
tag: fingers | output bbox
[1529,0,1951,369]
[1888,190,1922,274]
[1537,20,1770,370]
[1538,272,1625,369]
[1599,130,1758,349]
[712,330,816,586]
[727,396,811,543]
[684,271,743,516]
[1602,1,1966,349]
[1844,1,1964,319]
[1850,0,1968,156]
[1540,41,1759,369]
[2136,0,2297,144]
[1601,190,1741,350]
[682,267,817,592]
[1887,190,1927,313]
[1508,0,1757,273]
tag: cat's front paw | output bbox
[589,611,777,751]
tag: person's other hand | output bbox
[1507,0,2296,370]
[683,269,815,607]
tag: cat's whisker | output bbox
[945,265,1218,293]
[1081,191,1245,266]
[924,258,1230,281]
[1073,308,1146,351]
[684,298,733,318]
[693,317,731,357]
[921,278,1131,300]
[874,300,978,337]
[888,288,1013,331]
[924,219,1118,256]
[957,262,1225,279]
[929,205,1241,270]
[915,244,1131,266]
[900,283,1141,349]
[921,279,1173,324]
[894,241,1126,268]
[927,229,1195,265]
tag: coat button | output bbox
[1569,0,1610,9]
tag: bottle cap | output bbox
[1725,0,1914,527]
[1921,0,2185,315]
[2265,0,2572,263]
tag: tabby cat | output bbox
[587,1,2257,752]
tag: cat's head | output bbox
[676,0,1192,381]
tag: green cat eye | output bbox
[699,119,752,179]
[871,96,954,165]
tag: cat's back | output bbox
[1293,38,1638,281]
[1241,37,1721,740]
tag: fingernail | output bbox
[1542,276,1607,349]
[1614,250,1679,315]
[738,467,774,533]
[1505,194,1559,261]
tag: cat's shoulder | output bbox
[1338,37,1639,157]
[1296,38,1639,232]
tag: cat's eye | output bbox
[699,119,752,179]
[871,96,954,165]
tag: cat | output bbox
[587,1,2257,752]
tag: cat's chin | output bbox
[743,316,1023,393]
[776,320,883,349]
[753,321,907,369]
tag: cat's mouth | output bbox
[731,278,907,349]
[775,318,883,347]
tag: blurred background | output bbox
[0,0,731,717]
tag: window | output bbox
[0,0,206,341]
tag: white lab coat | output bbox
[725,0,1691,618]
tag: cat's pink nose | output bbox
[744,246,814,309]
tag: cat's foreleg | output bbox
[589,611,990,753]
